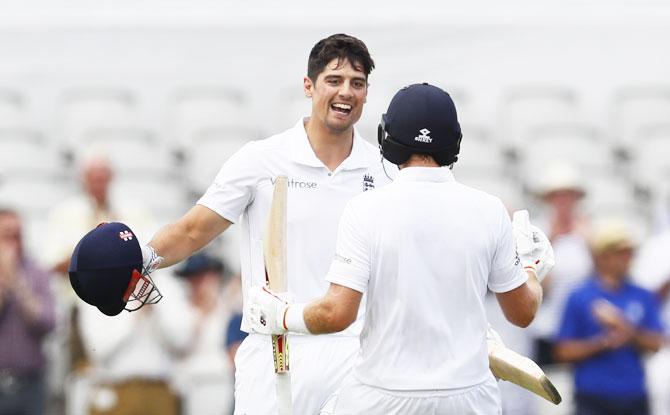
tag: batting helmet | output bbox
[378,83,462,166]
[69,222,162,316]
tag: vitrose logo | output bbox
[271,176,318,189]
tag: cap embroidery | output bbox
[119,230,134,241]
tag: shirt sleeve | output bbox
[488,201,528,293]
[325,199,371,293]
[196,142,260,224]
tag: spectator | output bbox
[77,271,191,415]
[555,218,664,415]
[41,154,155,414]
[0,208,56,415]
[225,312,247,366]
[172,253,235,415]
[532,161,593,365]
[632,225,670,415]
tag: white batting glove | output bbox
[141,244,164,276]
[512,210,555,282]
[248,285,292,335]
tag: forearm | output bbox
[525,270,543,315]
[632,329,664,353]
[11,275,45,329]
[286,284,361,335]
[149,205,231,268]
[303,298,349,334]
[554,338,608,363]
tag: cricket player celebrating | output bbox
[248,83,555,414]
[139,34,386,414]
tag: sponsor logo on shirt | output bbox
[271,176,318,189]
[334,253,352,264]
[363,174,375,192]
[514,249,521,266]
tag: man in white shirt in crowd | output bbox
[248,83,554,414]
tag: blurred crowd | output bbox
[488,161,670,415]
[0,154,245,415]
[1,151,669,415]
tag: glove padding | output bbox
[248,285,291,335]
[512,210,555,282]
[141,244,164,276]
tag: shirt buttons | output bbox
[327,172,332,176]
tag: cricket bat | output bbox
[263,175,292,415]
[488,342,562,404]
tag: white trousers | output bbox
[332,373,502,415]
[233,333,359,415]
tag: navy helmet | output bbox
[69,222,161,316]
[378,83,462,166]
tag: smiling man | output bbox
[91,34,390,414]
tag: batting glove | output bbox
[248,285,294,335]
[140,244,164,276]
[512,210,555,282]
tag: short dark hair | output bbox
[307,34,375,82]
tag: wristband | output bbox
[283,303,309,334]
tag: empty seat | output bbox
[582,175,640,219]
[185,126,255,193]
[629,123,670,191]
[112,177,189,223]
[455,173,525,211]
[0,176,75,217]
[75,127,175,179]
[611,85,670,149]
[0,89,27,128]
[272,85,312,132]
[58,87,139,149]
[0,128,65,178]
[519,122,615,182]
[500,85,580,147]
[168,86,254,148]
[454,124,509,177]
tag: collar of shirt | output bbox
[394,166,456,183]
[288,118,370,170]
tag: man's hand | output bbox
[248,285,291,335]
[512,210,555,282]
[592,299,635,349]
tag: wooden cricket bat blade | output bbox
[489,343,562,405]
[263,175,292,415]
[264,176,288,292]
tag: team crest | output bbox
[119,230,134,241]
[363,174,375,192]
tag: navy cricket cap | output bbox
[175,253,224,278]
[378,83,462,166]
[69,222,144,316]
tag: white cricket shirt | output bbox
[198,118,390,336]
[326,167,528,390]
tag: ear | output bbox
[303,76,313,98]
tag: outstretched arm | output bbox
[148,205,232,268]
